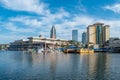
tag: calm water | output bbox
[0,51,120,80]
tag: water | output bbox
[0,51,120,80]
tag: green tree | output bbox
[0,45,2,50]
[61,43,64,48]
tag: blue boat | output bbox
[94,48,108,52]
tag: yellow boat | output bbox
[64,48,94,54]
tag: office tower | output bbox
[72,30,78,41]
[50,25,56,39]
[87,23,110,45]
[82,32,87,44]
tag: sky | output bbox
[0,0,120,43]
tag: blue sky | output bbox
[0,0,120,43]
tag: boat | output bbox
[27,49,36,53]
[94,48,108,52]
[109,47,120,53]
[37,48,44,53]
[64,48,94,54]
[76,48,94,54]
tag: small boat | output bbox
[38,48,44,53]
[27,49,36,53]
[37,48,53,54]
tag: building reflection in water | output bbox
[70,54,81,79]
[86,53,110,80]
[10,51,111,80]
[23,52,110,80]
[78,53,110,80]
[49,53,57,80]
[93,53,110,80]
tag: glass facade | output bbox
[50,25,56,39]
[82,32,87,44]
[72,30,78,41]
[96,25,103,44]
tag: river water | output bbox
[0,51,120,80]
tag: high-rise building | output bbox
[87,23,110,45]
[95,23,104,44]
[103,25,110,43]
[82,32,87,44]
[50,25,56,39]
[87,25,96,44]
[72,30,78,41]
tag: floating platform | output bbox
[64,48,94,54]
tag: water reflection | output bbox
[0,51,119,80]
[93,53,110,80]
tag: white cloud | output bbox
[9,16,43,28]
[76,0,87,13]
[0,0,50,15]
[104,3,120,13]
[8,8,70,28]
[0,34,27,44]
[0,0,70,18]
[1,22,35,33]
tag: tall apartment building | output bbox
[87,25,96,44]
[87,23,110,45]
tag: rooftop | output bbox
[93,22,104,25]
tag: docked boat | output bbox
[27,49,36,53]
[109,47,120,53]
[76,48,94,54]
[94,48,108,52]
[37,48,44,53]
[64,48,94,54]
[64,48,76,53]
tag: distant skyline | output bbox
[0,0,120,43]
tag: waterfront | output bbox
[0,51,120,80]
